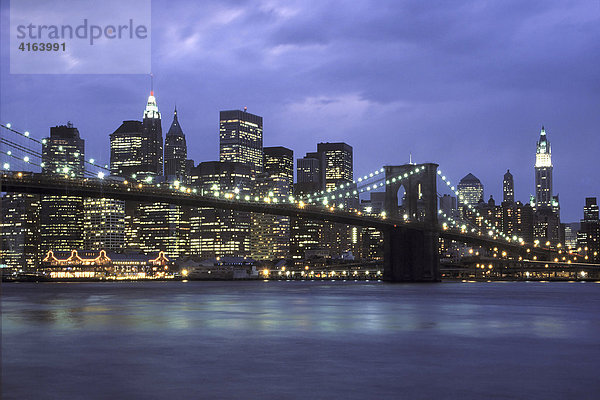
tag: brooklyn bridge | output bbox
[1,121,592,282]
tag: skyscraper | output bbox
[1,192,40,269]
[578,197,600,262]
[40,123,85,252]
[142,91,163,177]
[219,109,263,176]
[296,155,322,194]
[251,147,294,260]
[138,202,189,259]
[316,142,353,191]
[164,107,188,180]
[42,123,85,178]
[503,169,514,204]
[189,161,253,258]
[83,198,125,251]
[263,146,294,197]
[535,126,553,209]
[110,120,145,179]
[291,153,325,259]
[291,142,356,259]
[457,173,484,215]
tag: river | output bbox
[1,281,599,399]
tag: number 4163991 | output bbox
[18,42,66,51]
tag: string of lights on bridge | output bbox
[297,166,387,202]
[435,167,520,244]
[0,123,110,177]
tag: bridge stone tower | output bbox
[383,163,440,282]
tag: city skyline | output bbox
[1,0,598,222]
[4,90,591,223]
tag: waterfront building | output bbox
[40,123,85,252]
[219,109,263,176]
[164,107,188,180]
[40,249,171,279]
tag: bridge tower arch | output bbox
[383,163,440,282]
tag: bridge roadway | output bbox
[1,172,556,259]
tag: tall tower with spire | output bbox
[141,85,163,177]
[164,107,188,180]
[534,126,553,209]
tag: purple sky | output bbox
[1,0,599,222]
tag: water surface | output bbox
[2,281,599,399]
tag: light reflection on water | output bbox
[2,281,599,399]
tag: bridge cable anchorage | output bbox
[0,122,110,173]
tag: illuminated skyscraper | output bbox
[83,198,125,251]
[317,142,353,191]
[291,143,356,259]
[578,197,600,261]
[0,192,40,269]
[457,173,483,215]
[110,120,144,179]
[219,109,263,176]
[535,126,553,209]
[291,153,324,259]
[138,202,189,259]
[40,123,85,252]
[251,147,294,260]
[189,161,252,258]
[42,123,85,178]
[142,90,163,177]
[164,107,188,180]
[503,169,514,204]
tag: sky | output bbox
[1,0,599,222]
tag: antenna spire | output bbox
[150,73,154,96]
